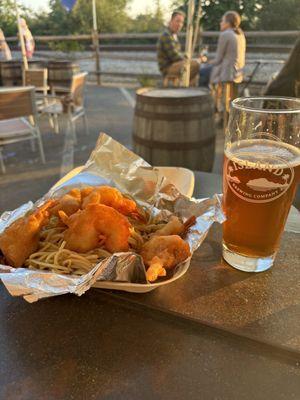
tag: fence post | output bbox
[182,0,195,87]
[92,30,101,85]
[92,0,101,85]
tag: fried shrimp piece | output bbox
[82,186,141,219]
[50,188,82,217]
[80,186,94,200]
[140,235,191,282]
[153,215,196,237]
[0,200,55,267]
[59,203,131,253]
[50,186,94,217]
[153,216,185,236]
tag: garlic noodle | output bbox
[25,213,169,276]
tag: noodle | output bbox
[24,213,168,277]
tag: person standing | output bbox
[157,10,200,85]
[199,11,246,88]
[19,18,35,59]
[0,29,12,61]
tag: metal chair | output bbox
[41,72,89,139]
[23,68,58,131]
[23,68,49,95]
[0,86,45,173]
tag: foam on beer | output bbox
[225,139,300,169]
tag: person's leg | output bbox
[190,60,199,77]
[199,64,213,87]
[167,60,200,86]
[189,60,200,86]
[166,60,185,78]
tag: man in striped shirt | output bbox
[157,11,199,85]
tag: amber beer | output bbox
[223,139,300,258]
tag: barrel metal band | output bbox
[132,134,215,150]
[136,92,212,106]
[135,109,212,121]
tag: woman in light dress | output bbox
[199,11,246,87]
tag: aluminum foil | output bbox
[0,133,225,302]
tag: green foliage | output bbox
[172,0,263,30]
[45,0,74,35]
[0,0,29,36]
[72,0,130,33]
[257,0,300,30]
[0,0,298,41]
[137,75,156,87]
[49,40,84,52]
[128,1,165,33]
[171,0,300,31]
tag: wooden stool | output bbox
[163,74,180,88]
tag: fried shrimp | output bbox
[50,188,82,217]
[153,215,196,237]
[140,235,191,282]
[153,216,185,236]
[0,200,55,267]
[59,203,131,253]
[82,186,141,219]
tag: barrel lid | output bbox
[137,88,209,98]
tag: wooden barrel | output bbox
[133,88,216,172]
[1,60,45,86]
[48,61,80,89]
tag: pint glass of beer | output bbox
[223,97,300,272]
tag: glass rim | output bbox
[232,96,300,114]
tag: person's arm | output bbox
[161,33,183,63]
[211,32,229,66]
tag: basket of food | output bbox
[0,133,224,302]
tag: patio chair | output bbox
[0,86,45,173]
[23,68,49,95]
[23,68,58,131]
[41,72,89,139]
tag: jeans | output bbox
[199,64,213,87]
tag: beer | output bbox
[223,139,300,258]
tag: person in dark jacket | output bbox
[264,36,300,97]
[157,10,200,84]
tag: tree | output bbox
[171,0,269,30]
[172,0,300,31]
[129,1,165,33]
[0,0,29,36]
[43,0,74,35]
[258,0,300,30]
[72,0,131,33]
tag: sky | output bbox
[19,0,174,18]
